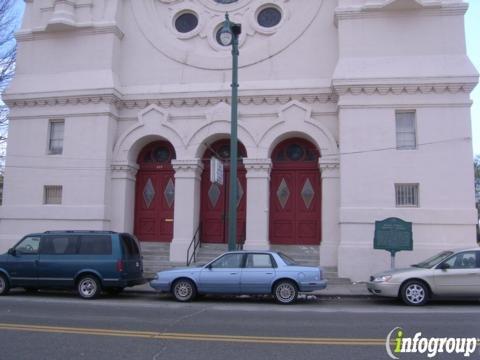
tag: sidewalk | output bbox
[124,281,372,297]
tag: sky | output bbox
[465,0,480,156]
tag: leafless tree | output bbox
[0,0,23,169]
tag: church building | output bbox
[2,0,478,281]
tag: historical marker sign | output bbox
[374,217,413,255]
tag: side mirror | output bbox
[7,248,16,256]
[438,262,450,270]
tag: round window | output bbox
[214,0,238,3]
[153,146,170,163]
[174,12,198,33]
[257,7,282,28]
[286,144,304,161]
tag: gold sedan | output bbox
[367,248,480,305]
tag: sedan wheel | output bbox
[0,274,9,296]
[77,276,101,299]
[172,279,197,302]
[273,280,298,304]
[401,281,429,306]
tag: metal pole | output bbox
[227,26,239,252]
[391,252,396,270]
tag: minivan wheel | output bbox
[401,280,429,306]
[77,276,101,299]
[172,279,196,302]
[0,274,9,296]
[273,280,298,304]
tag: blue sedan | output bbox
[150,251,327,304]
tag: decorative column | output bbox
[169,159,204,263]
[111,164,138,233]
[243,158,272,250]
[319,158,340,267]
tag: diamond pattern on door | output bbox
[301,178,315,209]
[164,178,175,208]
[143,178,155,208]
[208,183,221,208]
[276,178,290,209]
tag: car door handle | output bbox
[265,272,273,275]
[230,272,238,275]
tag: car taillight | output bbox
[116,260,124,273]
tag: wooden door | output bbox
[200,140,247,244]
[269,139,321,245]
[134,141,175,242]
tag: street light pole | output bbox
[219,14,241,251]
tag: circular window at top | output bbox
[286,144,305,161]
[175,12,198,33]
[257,7,282,28]
[153,146,171,163]
[214,0,238,3]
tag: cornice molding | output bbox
[335,2,468,23]
[244,158,272,179]
[172,159,204,179]
[5,79,477,111]
[333,82,477,96]
[16,24,125,42]
[111,164,139,180]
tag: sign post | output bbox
[374,217,413,269]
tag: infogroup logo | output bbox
[385,327,478,359]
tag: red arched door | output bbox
[200,140,247,244]
[134,141,176,242]
[270,138,321,245]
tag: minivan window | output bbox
[120,235,140,259]
[15,236,41,255]
[78,235,112,255]
[40,236,78,255]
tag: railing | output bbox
[236,221,246,250]
[186,224,201,266]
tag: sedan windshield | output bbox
[413,251,454,268]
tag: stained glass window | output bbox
[175,12,198,33]
[257,7,282,28]
[143,178,156,208]
[276,178,290,209]
[164,178,175,208]
[208,183,221,208]
[301,178,315,209]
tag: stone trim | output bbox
[111,164,138,181]
[172,159,204,180]
[319,158,340,179]
[17,24,125,42]
[5,80,477,110]
[244,158,272,179]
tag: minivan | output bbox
[0,231,145,299]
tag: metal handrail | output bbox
[186,224,201,266]
[236,221,246,250]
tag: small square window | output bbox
[44,185,62,205]
[396,111,416,150]
[48,120,64,155]
[395,184,419,207]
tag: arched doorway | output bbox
[269,138,321,245]
[200,139,247,244]
[134,141,176,242]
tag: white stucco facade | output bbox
[1,0,478,281]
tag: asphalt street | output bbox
[0,290,479,360]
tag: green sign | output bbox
[374,217,413,255]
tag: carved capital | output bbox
[111,164,139,181]
[244,158,272,179]
[172,159,204,179]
